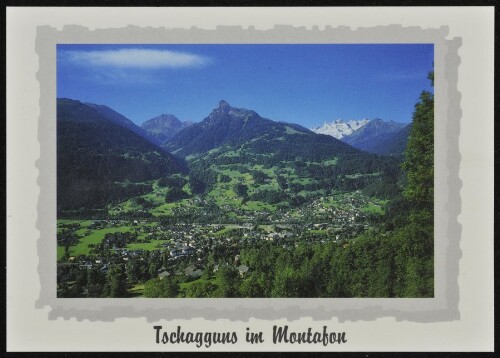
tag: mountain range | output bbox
[163,100,357,160]
[340,118,406,153]
[160,100,401,203]
[311,118,409,155]
[311,118,370,139]
[57,98,406,213]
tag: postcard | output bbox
[6,6,494,352]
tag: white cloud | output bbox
[63,48,210,69]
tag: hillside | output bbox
[341,118,405,153]
[162,101,402,217]
[85,102,156,144]
[57,98,187,212]
[57,99,403,220]
[370,123,412,155]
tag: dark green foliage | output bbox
[214,265,241,298]
[402,90,434,212]
[239,272,267,297]
[394,214,434,297]
[398,72,434,294]
[182,280,217,298]
[188,176,207,195]
[234,183,248,198]
[57,99,187,212]
[157,175,188,188]
[276,175,288,190]
[362,181,401,200]
[87,267,107,297]
[251,170,270,185]
[134,196,155,209]
[234,225,432,298]
[219,174,232,183]
[105,264,128,298]
[383,196,412,231]
[188,165,217,194]
[125,257,152,285]
[249,189,288,205]
[143,277,179,298]
[165,187,189,203]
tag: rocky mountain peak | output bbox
[212,100,231,115]
[218,100,230,108]
[142,114,181,129]
[208,100,257,122]
[141,113,192,144]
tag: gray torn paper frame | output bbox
[36,24,461,322]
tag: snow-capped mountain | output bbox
[311,118,370,139]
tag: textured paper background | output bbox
[6,7,494,351]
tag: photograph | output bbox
[7,5,495,353]
[55,43,435,299]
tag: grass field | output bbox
[150,199,193,216]
[128,284,145,297]
[213,226,236,237]
[178,277,219,297]
[308,229,327,235]
[126,239,170,251]
[57,246,66,260]
[57,219,93,226]
[242,200,276,212]
[361,202,385,215]
[68,226,134,256]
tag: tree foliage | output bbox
[143,277,179,298]
[402,73,434,212]
[105,264,128,297]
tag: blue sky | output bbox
[57,44,433,127]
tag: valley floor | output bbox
[57,191,392,298]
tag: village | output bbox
[57,191,384,296]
